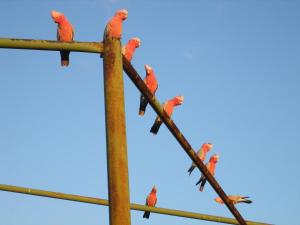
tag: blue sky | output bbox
[0,0,299,225]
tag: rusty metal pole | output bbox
[102,37,131,225]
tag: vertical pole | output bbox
[103,37,131,225]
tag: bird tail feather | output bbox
[242,200,252,204]
[188,164,195,175]
[195,176,204,186]
[139,95,148,116]
[150,118,162,134]
[60,51,70,67]
[143,211,150,219]
[199,179,207,192]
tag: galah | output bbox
[104,9,128,39]
[215,195,252,204]
[122,37,141,62]
[139,64,158,116]
[188,143,213,175]
[143,186,157,219]
[196,154,219,192]
[150,95,184,134]
[51,10,74,66]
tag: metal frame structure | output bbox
[0,38,270,225]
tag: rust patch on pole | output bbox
[103,38,131,225]
[122,57,247,225]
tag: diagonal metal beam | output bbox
[0,184,270,225]
[122,57,247,225]
[0,38,103,53]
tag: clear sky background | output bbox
[0,0,299,225]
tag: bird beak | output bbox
[178,96,184,104]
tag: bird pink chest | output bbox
[124,43,136,60]
[108,18,122,38]
[208,162,216,175]
[199,150,206,161]
[147,193,157,206]
[58,21,73,41]
[145,74,158,94]
[164,101,175,116]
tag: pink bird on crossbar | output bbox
[51,10,74,66]
[143,186,157,219]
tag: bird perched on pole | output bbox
[196,154,219,192]
[188,143,213,176]
[139,64,158,116]
[104,9,128,39]
[122,37,141,62]
[143,186,157,219]
[150,95,184,134]
[215,195,252,205]
[51,10,74,67]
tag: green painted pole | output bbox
[0,184,271,225]
[103,37,131,225]
[0,38,103,53]
[122,57,247,225]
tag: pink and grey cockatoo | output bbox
[143,186,157,219]
[139,64,158,116]
[51,10,74,66]
[122,37,141,61]
[104,9,128,39]
[150,96,184,134]
[215,195,252,204]
[196,154,219,192]
[188,143,213,175]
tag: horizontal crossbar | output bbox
[0,38,103,53]
[0,184,270,225]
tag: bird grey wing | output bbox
[71,28,74,40]
[154,84,158,93]
[57,29,61,41]
[103,24,110,40]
